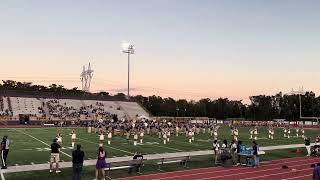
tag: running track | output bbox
[116,156,320,180]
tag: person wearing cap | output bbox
[1,135,10,169]
[72,144,85,180]
[50,138,61,173]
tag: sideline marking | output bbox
[77,137,134,155]
[14,129,72,158]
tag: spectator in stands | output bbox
[50,138,61,173]
[305,137,311,156]
[128,152,144,174]
[313,163,320,180]
[1,135,10,169]
[94,147,107,180]
[72,144,85,180]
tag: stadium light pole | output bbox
[122,42,135,99]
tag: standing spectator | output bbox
[212,140,220,165]
[305,137,311,156]
[94,147,107,180]
[128,152,144,174]
[72,144,85,180]
[1,135,10,169]
[252,141,259,167]
[50,138,61,173]
[313,163,320,180]
[221,139,228,149]
[229,140,237,164]
[236,140,243,166]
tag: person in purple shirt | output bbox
[94,147,107,180]
[313,163,320,180]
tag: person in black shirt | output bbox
[1,136,10,169]
[252,141,258,167]
[128,152,144,174]
[305,137,311,156]
[50,138,61,173]
[236,140,242,166]
[72,144,85,180]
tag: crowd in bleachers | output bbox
[0,96,149,122]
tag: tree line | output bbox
[135,92,320,121]
[1,80,320,120]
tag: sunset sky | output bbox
[1,0,320,102]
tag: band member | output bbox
[283,127,287,137]
[145,122,150,135]
[188,130,193,143]
[107,129,112,145]
[175,124,179,137]
[70,130,76,148]
[191,128,195,142]
[249,128,253,139]
[233,128,239,141]
[296,128,299,137]
[253,127,258,140]
[202,124,206,134]
[158,127,162,139]
[268,127,274,140]
[301,128,305,138]
[213,126,218,140]
[125,126,131,141]
[162,129,167,145]
[99,131,105,147]
[56,133,63,146]
[139,128,144,144]
[133,130,138,146]
[196,124,200,135]
[287,128,291,139]
[167,128,171,142]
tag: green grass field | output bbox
[0,126,319,166]
[0,126,319,179]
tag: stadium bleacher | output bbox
[0,96,149,121]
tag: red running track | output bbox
[116,156,320,180]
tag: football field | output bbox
[0,126,319,167]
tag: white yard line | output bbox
[14,129,72,158]
[77,137,134,155]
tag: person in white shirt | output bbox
[139,129,144,144]
[162,129,167,145]
[213,127,218,140]
[56,133,63,147]
[213,140,220,165]
[107,129,112,145]
[98,131,104,147]
[287,128,291,139]
[253,127,258,140]
[188,130,193,143]
[70,130,76,148]
[230,140,237,164]
[133,130,138,146]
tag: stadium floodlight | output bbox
[122,41,135,99]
